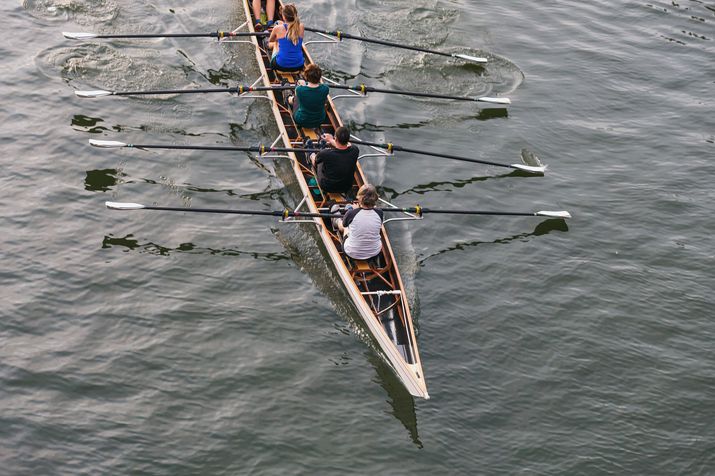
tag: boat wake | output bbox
[520,148,544,168]
[39,44,189,100]
[23,0,118,25]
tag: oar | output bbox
[89,139,545,174]
[106,202,571,219]
[63,31,268,40]
[351,140,546,174]
[304,27,488,64]
[74,84,509,104]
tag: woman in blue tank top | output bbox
[268,4,305,72]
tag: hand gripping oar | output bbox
[350,140,546,174]
[304,27,488,64]
[74,84,509,104]
[88,139,544,174]
[62,31,268,40]
[106,202,571,219]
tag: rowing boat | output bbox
[236,0,429,398]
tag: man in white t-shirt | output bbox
[335,184,383,260]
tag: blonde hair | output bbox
[282,4,302,45]
[357,184,378,208]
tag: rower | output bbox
[310,126,359,195]
[268,3,305,72]
[334,184,384,261]
[252,0,276,30]
[287,64,329,130]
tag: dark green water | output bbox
[3,0,714,473]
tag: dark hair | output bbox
[335,126,350,145]
[357,184,378,208]
[304,64,321,83]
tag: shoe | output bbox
[254,20,263,32]
[330,204,342,230]
[304,139,315,150]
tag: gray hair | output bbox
[357,184,378,208]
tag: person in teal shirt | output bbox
[288,63,329,129]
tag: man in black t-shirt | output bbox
[310,126,359,194]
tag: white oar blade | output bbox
[76,89,113,98]
[106,202,146,210]
[453,53,488,64]
[89,139,127,148]
[63,32,98,40]
[536,210,571,219]
[476,96,511,105]
[510,164,547,174]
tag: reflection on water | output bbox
[85,168,124,192]
[72,114,109,134]
[366,351,422,449]
[380,170,533,200]
[101,234,289,260]
[421,218,569,264]
[476,107,508,121]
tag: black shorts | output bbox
[270,56,304,73]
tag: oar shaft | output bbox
[116,204,337,219]
[331,84,478,102]
[143,206,281,216]
[387,208,539,216]
[113,87,238,96]
[85,32,267,39]
[305,27,453,58]
[105,142,320,153]
[351,140,512,169]
[124,144,253,151]
[101,85,294,96]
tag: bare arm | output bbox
[268,23,284,43]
